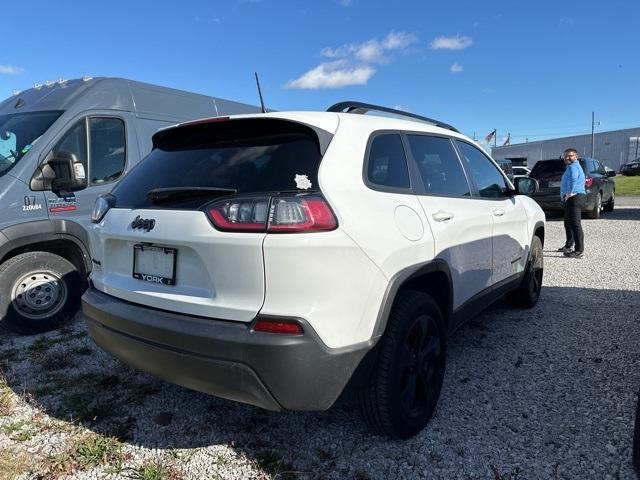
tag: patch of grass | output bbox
[70,346,93,356]
[129,461,172,480]
[73,434,123,469]
[0,348,19,363]
[29,335,64,354]
[614,175,640,196]
[2,421,35,442]
[13,430,33,442]
[2,420,27,435]
[0,447,30,480]
[256,450,285,476]
[0,388,13,416]
[36,351,74,371]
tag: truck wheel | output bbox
[507,236,543,309]
[0,251,83,334]
[359,291,446,439]
[603,191,615,213]
[586,193,602,219]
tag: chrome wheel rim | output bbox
[11,271,67,320]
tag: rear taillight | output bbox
[207,196,270,232]
[585,177,593,188]
[206,194,337,233]
[253,317,304,335]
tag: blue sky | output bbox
[2,0,639,147]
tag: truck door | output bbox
[44,115,130,230]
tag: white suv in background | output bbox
[82,102,545,439]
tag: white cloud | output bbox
[0,65,24,75]
[287,31,417,90]
[429,35,473,50]
[450,62,463,73]
[285,61,375,89]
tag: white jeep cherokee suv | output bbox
[82,102,545,439]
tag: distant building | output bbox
[491,127,640,170]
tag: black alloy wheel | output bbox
[359,291,446,439]
[507,235,543,309]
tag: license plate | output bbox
[133,245,176,285]
[549,181,561,188]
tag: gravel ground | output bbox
[1,202,639,480]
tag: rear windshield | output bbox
[530,159,587,178]
[530,160,564,178]
[113,119,327,209]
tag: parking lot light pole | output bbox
[591,112,595,157]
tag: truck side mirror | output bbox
[515,177,539,195]
[49,152,88,192]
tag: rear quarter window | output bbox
[365,133,410,190]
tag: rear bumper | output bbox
[82,287,372,411]
[530,192,594,212]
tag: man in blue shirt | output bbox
[558,148,586,258]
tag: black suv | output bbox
[621,159,640,176]
[528,157,615,218]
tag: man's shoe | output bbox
[558,246,573,254]
[564,251,584,259]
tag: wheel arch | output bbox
[0,220,91,277]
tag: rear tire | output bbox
[603,191,615,213]
[359,291,446,439]
[507,236,543,309]
[586,193,602,219]
[0,251,83,334]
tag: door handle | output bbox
[492,208,505,217]
[432,210,454,222]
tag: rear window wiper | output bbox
[147,187,237,204]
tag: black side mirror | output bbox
[49,152,88,192]
[606,169,616,177]
[515,177,539,195]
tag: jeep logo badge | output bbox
[131,215,155,232]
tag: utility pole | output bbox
[591,112,595,157]
[494,129,497,148]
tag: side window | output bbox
[455,140,509,198]
[406,135,470,196]
[367,134,410,189]
[52,120,87,172]
[89,118,126,184]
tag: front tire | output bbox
[0,251,83,334]
[507,236,543,309]
[359,291,446,439]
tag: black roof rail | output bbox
[327,101,459,133]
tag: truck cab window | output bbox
[89,118,126,185]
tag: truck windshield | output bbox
[0,110,63,177]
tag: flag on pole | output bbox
[502,133,511,146]
[485,129,496,143]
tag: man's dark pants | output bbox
[563,193,586,253]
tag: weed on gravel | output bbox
[127,460,181,480]
[0,446,30,480]
[46,434,125,476]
